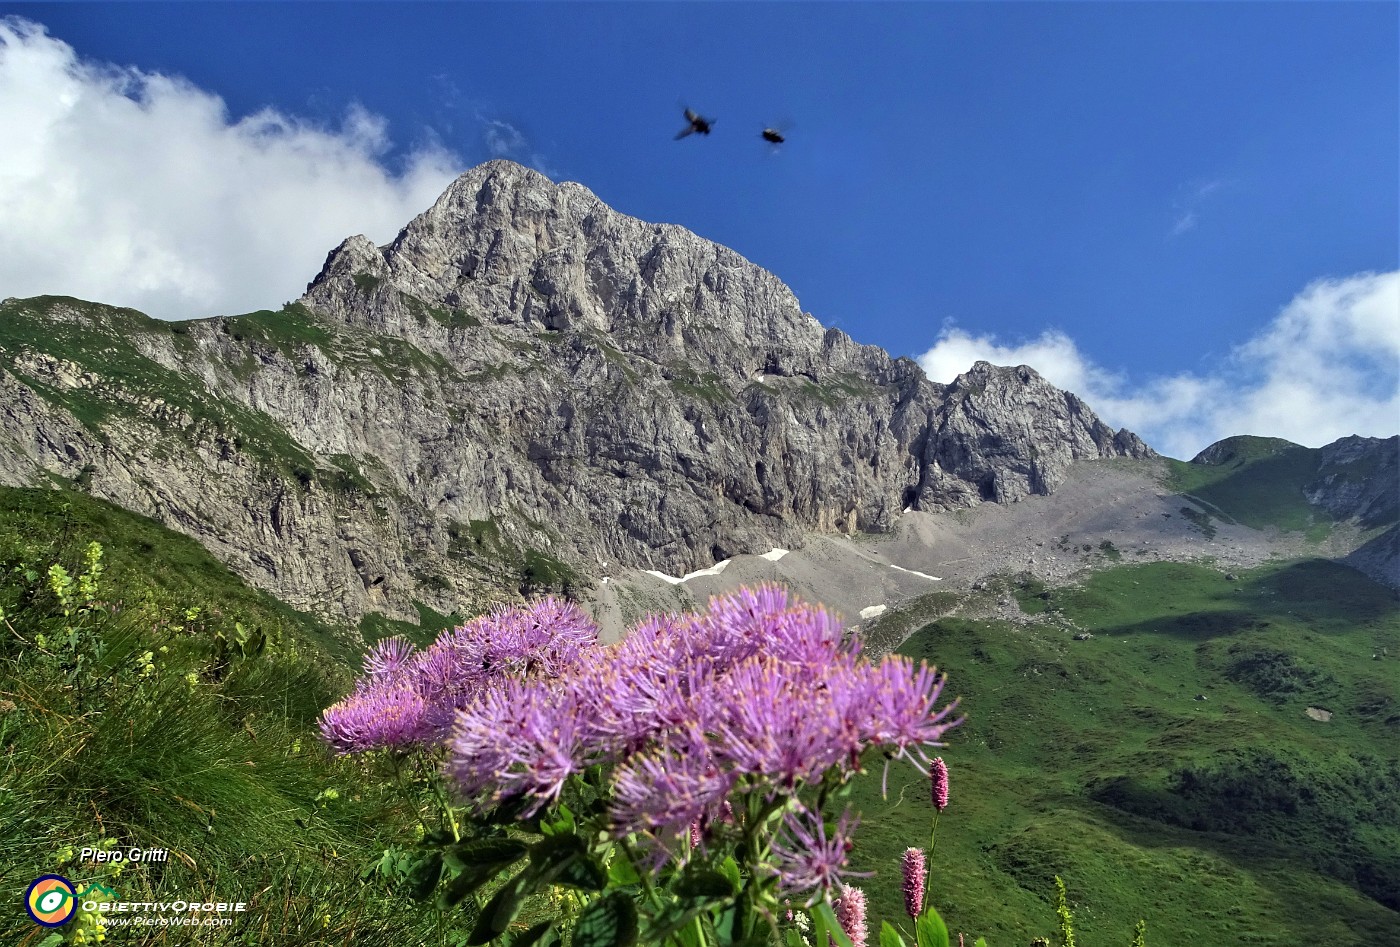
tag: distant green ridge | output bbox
[1166,435,1329,534]
[851,557,1400,945]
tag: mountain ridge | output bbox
[1,160,1392,626]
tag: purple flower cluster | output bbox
[444,585,961,896]
[321,583,962,906]
[318,597,598,754]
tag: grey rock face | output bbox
[919,361,1153,507]
[1304,435,1399,529]
[0,160,1155,622]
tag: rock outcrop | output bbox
[1304,435,1399,529]
[0,160,1154,622]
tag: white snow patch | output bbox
[643,559,733,585]
[760,548,790,561]
[890,564,942,581]
[600,577,609,584]
[859,604,887,620]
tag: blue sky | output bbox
[1,3,1395,458]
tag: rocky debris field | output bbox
[591,456,1382,641]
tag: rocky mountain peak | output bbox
[2,160,1158,622]
[303,160,867,385]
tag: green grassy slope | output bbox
[847,559,1400,945]
[1164,435,1331,535]
[0,486,471,945]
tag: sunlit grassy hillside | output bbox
[0,486,474,946]
[849,559,1400,945]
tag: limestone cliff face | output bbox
[1304,435,1399,529]
[1307,436,1399,589]
[0,160,1153,621]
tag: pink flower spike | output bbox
[900,847,926,919]
[834,885,868,947]
[930,757,949,812]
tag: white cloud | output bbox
[1168,178,1226,239]
[478,115,559,179]
[1170,210,1198,236]
[0,17,464,319]
[484,119,527,157]
[916,271,1400,459]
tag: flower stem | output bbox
[923,810,941,915]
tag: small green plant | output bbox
[1054,876,1075,947]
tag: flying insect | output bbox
[761,121,795,151]
[676,107,715,139]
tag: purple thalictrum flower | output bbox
[319,597,601,754]
[699,585,851,672]
[319,684,427,754]
[855,658,962,772]
[610,724,734,836]
[362,636,416,682]
[769,808,870,906]
[448,677,589,815]
[710,656,863,788]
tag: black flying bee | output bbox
[761,121,794,151]
[675,107,715,139]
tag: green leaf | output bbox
[529,832,587,873]
[639,902,714,945]
[524,832,607,890]
[35,936,65,947]
[675,921,703,947]
[510,920,557,947]
[881,921,910,947]
[540,803,576,837]
[406,852,443,901]
[716,855,742,891]
[915,907,950,947]
[673,867,738,900]
[973,940,988,947]
[554,852,608,892]
[572,891,639,947]
[485,794,544,830]
[444,838,529,873]
[817,902,854,947]
[467,870,534,945]
[438,861,509,910]
[424,828,457,847]
[715,903,740,942]
[606,853,640,886]
[811,905,831,947]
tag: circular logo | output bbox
[25,875,77,927]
